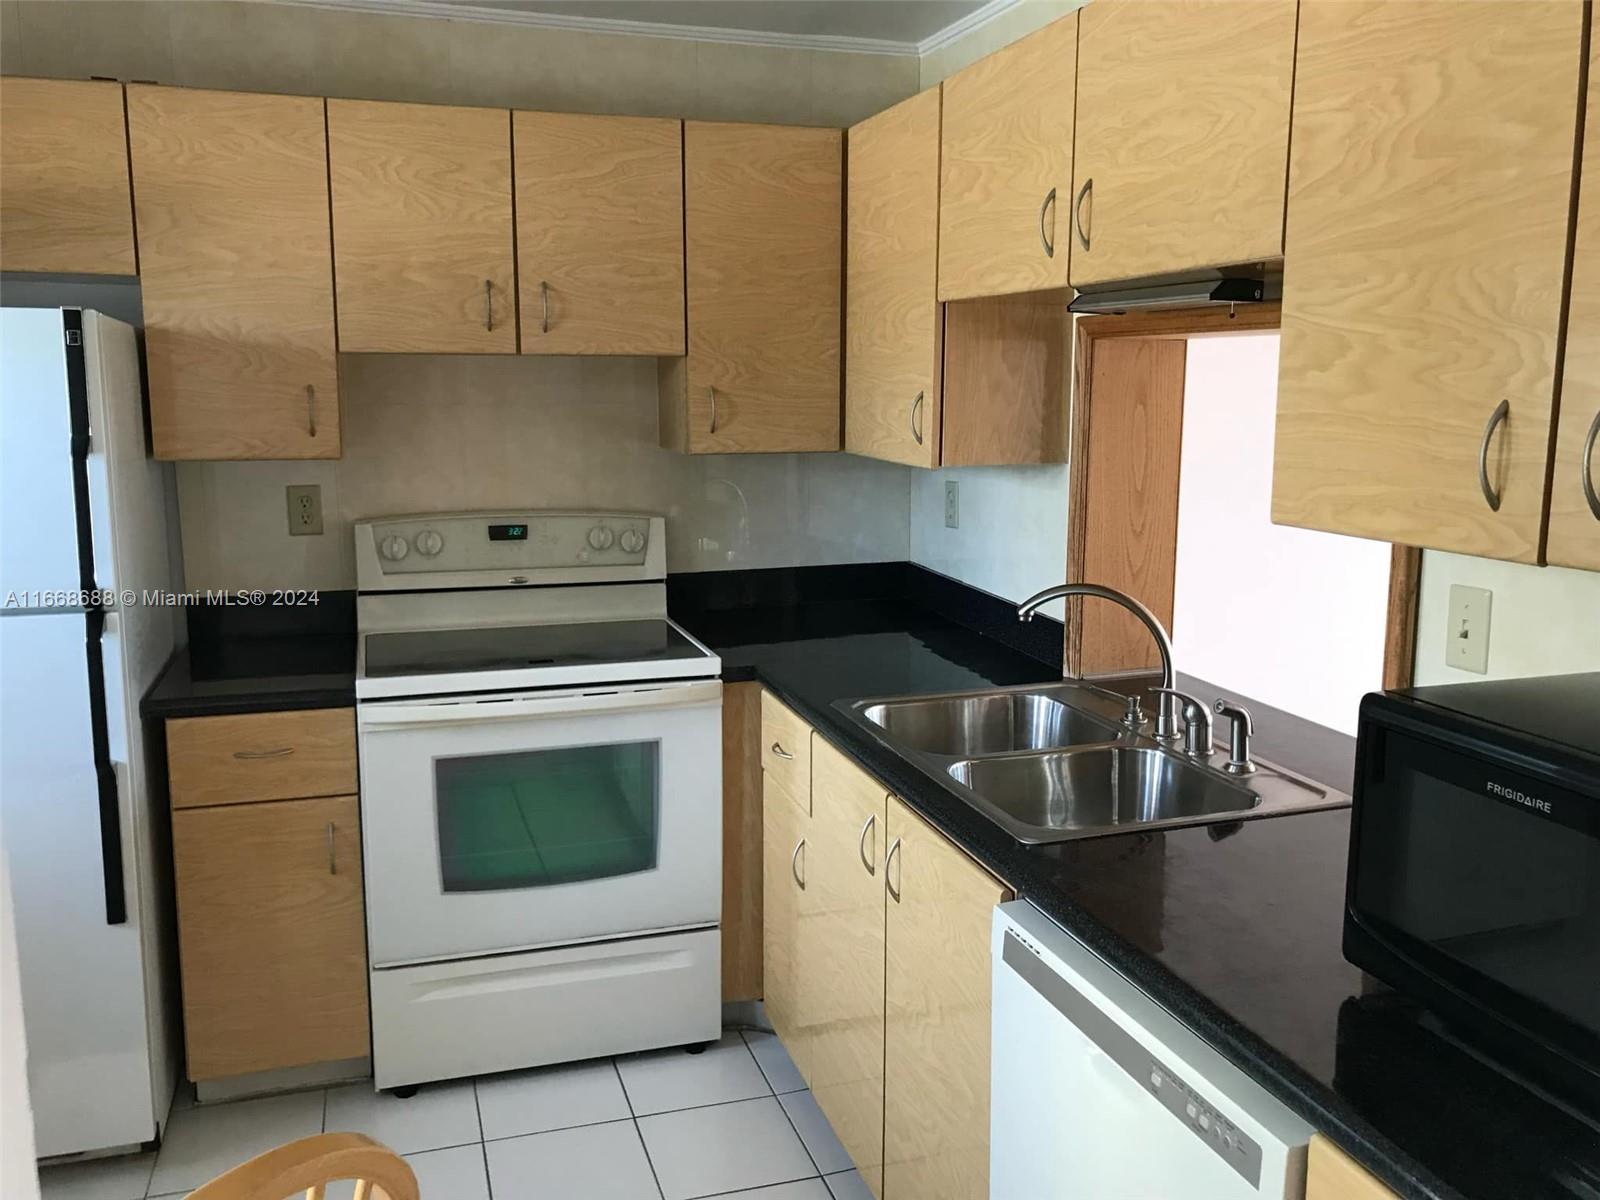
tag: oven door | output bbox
[358,678,722,967]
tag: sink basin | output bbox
[857,692,1120,758]
[947,746,1261,843]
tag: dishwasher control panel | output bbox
[1143,1058,1262,1180]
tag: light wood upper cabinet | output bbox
[0,77,136,276]
[883,797,1008,1200]
[807,738,888,1199]
[938,15,1077,300]
[1071,0,1296,286]
[127,86,340,460]
[1547,36,1600,571]
[846,88,943,470]
[1272,0,1585,563]
[329,99,515,354]
[515,112,684,356]
[661,121,841,454]
[173,794,369,1080]
[1306,1134,1399,1200]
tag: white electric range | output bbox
[353,511,723,1090]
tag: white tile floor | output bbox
[38,1030,871,1200]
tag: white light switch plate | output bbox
[1445,584,1492,674]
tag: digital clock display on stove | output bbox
[487,524,527,541]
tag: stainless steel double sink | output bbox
[834,682,1348,844]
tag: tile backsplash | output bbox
[175,355,912,591]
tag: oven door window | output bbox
[1353,730,1599,1037]
[435,741,659,892]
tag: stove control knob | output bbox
[414,529,443,557]
[619,529,646,554]
[587,526,615,551]
[379,534,410,562]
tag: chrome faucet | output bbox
[1017,582,1181,743]
[1151,687,1213,757]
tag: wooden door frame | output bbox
[1065,304,1422,691]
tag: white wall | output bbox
[179,356,912,591]
[1172,337,1392,734]
[1413,553,1600,685]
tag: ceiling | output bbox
[416,0,997,50]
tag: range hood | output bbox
[1069,272,1281,315]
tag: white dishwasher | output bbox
[992,901,1314,1200]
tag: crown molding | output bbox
[265,0,1024,58]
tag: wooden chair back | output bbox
[184,1132,419,1200]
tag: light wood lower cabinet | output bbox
[722,682,763,1003]
[661,121,842,454]
[883,796,1009,1200]
[515,111,684,356]
[1306,1134,1399,1200]
[1070,0,1296,286]
[1547,33,1600,571]
[762,733,811,1078]
[172,793,369,1080]
[1272,0,1585,562]
[127,85,341,461]
[806,739,889,1197]
[0,77,136,276]
[328,99,516,354]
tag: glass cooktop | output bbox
[363,619,709,678]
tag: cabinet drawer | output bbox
[168,708,357,809]
[761,692,812,812]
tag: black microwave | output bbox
[1346,672,1600,1111]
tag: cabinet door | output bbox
[807,739,888,1198]
[1272,1,1584,562]
[515,112,684,356]
[938,15,1077,301]
[328,100,514,354]
[1547,37,1600,571]
[0,77,136,275]
[845,88,942,469]
[1071,0,1296,286]
[883,797,1009,1200]
[1306,1134,1399,1200]
[762,750,810,1080]
[128,86,339,460]
[667,122,841,454]
[173,795,369,1080]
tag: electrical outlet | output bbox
[945,480,960,529]
[286,484,323,536]
[1445,584,1491,674]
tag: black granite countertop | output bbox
[674,597,1600,1200]
[139,570,1598,1198]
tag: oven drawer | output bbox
[168,708,358,810]
[370,928,720,1088]
[761,691,812,814]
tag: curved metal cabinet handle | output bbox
[484,279,494,332]
[709,385,719,435]
[910,391,924,446]
[304,384,317,438]
[770,740,793,761]
[327,821,337,875]
[885,836,903,902]
[791,838,806,890]
[1582,407,1600,521]
[857,813,877,876]
[233,747,294,761]
[1478,398,1510,512]
[1039,186,1057,258]
[540,280,550,335]
[1072,177,1092,251]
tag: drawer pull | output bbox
[305,384,317,438]
[540,279,551,334]
[769,741,793,761]
[858,813,877,876]
[327,821,337,875]
[231,747,295,761]
[791,838,806,890]
[1478,398,1510,512]
[484,278,494,332]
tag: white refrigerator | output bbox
[0,307,178,1157]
